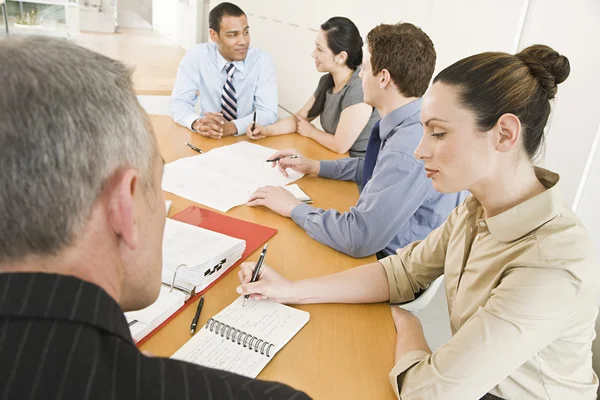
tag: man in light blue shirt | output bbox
[170,2,278,137]
[247,23,465,259]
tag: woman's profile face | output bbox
[311,29,337,73]
[415,82,499,194]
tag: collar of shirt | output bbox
[210,41,246,75]
[379,98,423,142]
[465,167,562,242]
[0,272,134,343]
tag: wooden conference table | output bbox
[142,115,397,400]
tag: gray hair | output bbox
[0,36,157,263]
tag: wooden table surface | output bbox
[142,115,397,400]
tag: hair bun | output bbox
[517,44,570,99]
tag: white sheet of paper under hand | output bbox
[162,142,304,212]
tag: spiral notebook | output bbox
[171,296,310,378]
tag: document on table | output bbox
[162,142,304,212]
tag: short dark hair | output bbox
[209,2,246,33]
[435,45,570,159]
[367,23,436,98]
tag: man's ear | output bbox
[106,168,140,250]
[495,113,522,153]
[209,28,219,43]
[380,69,392,89]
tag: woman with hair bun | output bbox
[238,44,599,399]
[246,17,379,157]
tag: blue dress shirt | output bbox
[170,42,278,135]
[290,99,467,258]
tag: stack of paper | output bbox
[162,142,304,212]
[126,286,187,341]
[125,218,246,342]
[284,184,312,203]
[161,218,246,293]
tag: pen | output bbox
[264,155,299,163]
[185,142,203,154]
[251,111,257,133]
[243,243,268,307]
[190,295,205,334]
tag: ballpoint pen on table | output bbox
[243,243,268,307]
[185,142,203,154]
[190,295,205,334]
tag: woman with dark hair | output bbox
[238,44,600,399]
[246,17,379,157]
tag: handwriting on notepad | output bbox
[177,329,269,378]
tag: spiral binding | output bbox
[206,318,275,357]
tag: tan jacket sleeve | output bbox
[389,265,580,399]
[379,204,459,304]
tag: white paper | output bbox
[126,286,186,325]
[284,184,311,202]
[171,297,309,378]
[162,142,304,212]
[161,218,245,292]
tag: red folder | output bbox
[135,205,277,347]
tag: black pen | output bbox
[243,243,268,306]
[185,142,203,154]
[190,295,205,334]
[264,155,299,163]
[251,111,257,133]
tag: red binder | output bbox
[135,205,277,347]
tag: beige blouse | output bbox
[380,168,599,399]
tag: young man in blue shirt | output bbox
[248,23,465,259]
[170,2,278,138]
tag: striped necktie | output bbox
[221,63,237,121]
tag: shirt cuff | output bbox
[290,202,314,226]
[318,160,337,179]
[379,255,418,305]
[389,350,429,399]
[183,115,199,132]
[232,119,246,136]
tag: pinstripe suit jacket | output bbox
[0,273,310,400]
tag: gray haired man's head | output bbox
[0,36,158,264]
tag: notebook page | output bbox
[213,297,309,357]
[171,328,270,378]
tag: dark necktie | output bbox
[221,63,237,121]
[362,121,381,187]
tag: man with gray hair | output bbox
[0,36,309,400]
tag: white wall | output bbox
[153,0,204,49]
[118,0,153,29]
[207,0,600,250]
[576,126,600,258]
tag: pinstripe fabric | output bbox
[0,273,310,400]
[221,63,237,121]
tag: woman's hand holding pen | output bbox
[266,149,320,177]
[246,123,270,139]
[236,262,298,304]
